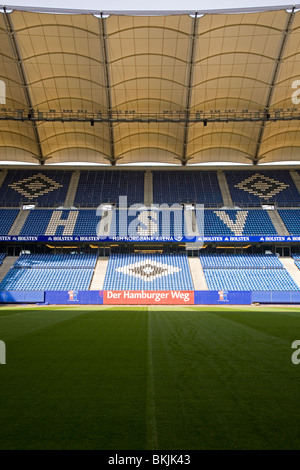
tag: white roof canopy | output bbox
[0,5,300,165]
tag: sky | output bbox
[2,0,299,12]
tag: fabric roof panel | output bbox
[0,8,299,165]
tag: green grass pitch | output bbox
[0,304,299,450]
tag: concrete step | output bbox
[290,170,300,197]
[217,171,233,207]
[8,210,30,236]
[279,257,300,288]
[184,208,199,237]
[90,257,109,290]
[188,257,208,290]
[267,210,289,236]
[0,256,18,283]
[144,170,153,206]
[0,170,7,190]
[64,171,80,207]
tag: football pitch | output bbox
[0,304,299,450]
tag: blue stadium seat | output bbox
[19,208,278,238]
[0,253,97,291]
[199,253,299,291]
[152,171,223,206]
[0,253,6,267]
[74,171,145,206]
[0,170,72,207]
[201,210,277,236]
[0,209,19,234]
[278,210,300,235]
[103,253,194,290]
[292,253,300,271]
[225,171,300,207]
[20,210,101,237]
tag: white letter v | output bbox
[214,211,248,236]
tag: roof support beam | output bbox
[253,7,296,164]
[182,13,199,166]
[1,109,300,123]
[98,15,116,166]
[3,7,44,164]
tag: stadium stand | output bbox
[277,210,300,235]
[292,254,300,271]
[152,171,223,206]
[73,171,145,206]
[19,209,101,237]
[110,208,186,238]
[19,208,186,238]
[201,210,277,236]
[0,254,6,266]
[0,209,20,234]
[199,253,283,268]
[16,207,281,238]
[225,171,300,207]
[13,253,97,268]
[103,253,194,290]
[203,269,298,291]
[0,171,72,207]
[199,254,299,291]
[0,253,97,291]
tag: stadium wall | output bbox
[45,290,104,305]
[251,291,300,303]
[1,290,300,304]
[0,291,44,303]
[194,291,252,304]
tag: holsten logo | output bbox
[0,80,5,104]
[0,340,6,364]
[291,340,300,365]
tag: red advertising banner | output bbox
[104,290,194,305]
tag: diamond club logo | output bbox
[116,259,180,281]
[9,173,63,199]
[235,173,288,199]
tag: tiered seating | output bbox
[0,209,19,234]
[0,253,6,266]
[0,170,72,207]
[14,253,96,268]
[199,253,283,268]
[292,254,300,271]
[18,207,278,238]
[74,171,145,206]
[20,209,54,236]
[20,210,101,237]
[152,171,223,206]
[203,269,298,291]
[20,208,186,238]
[278,210,300,235]
[0,253,97,291]
[225,171,300,207]
[200,210,277,236]
[103,253,194,290]
[200,253,299,291]
[110,209,185,238]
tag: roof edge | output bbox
[1,4,300,16]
